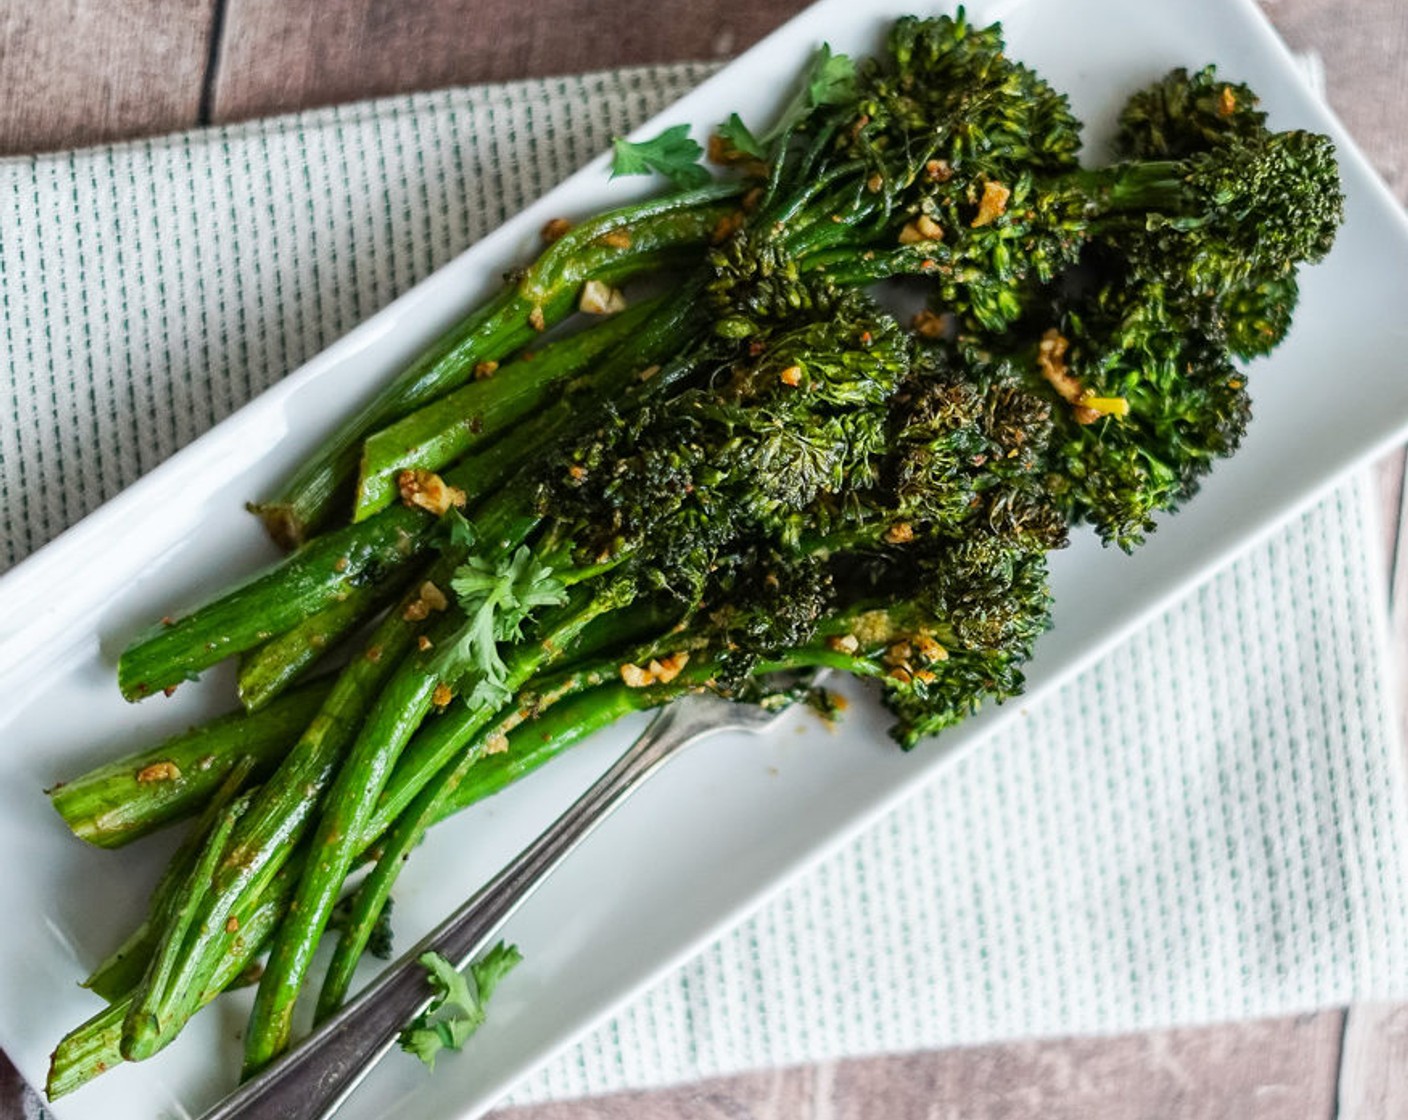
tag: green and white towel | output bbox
[4,63,1408,1114]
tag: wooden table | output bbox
[2,1,1405,1116]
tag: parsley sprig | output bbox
[445,545,568,707]
[715,45,857,161]
[399,943,522,1069]
[610,124,711,189]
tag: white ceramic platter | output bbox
[3,0,1408,1116]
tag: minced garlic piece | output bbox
[883,522,914,544]
[473,359,499,381]
[432,682,454,708]
[579,280,628,315]
[911,309,949,340]
[827,633,860,655]
[971,180,1011,227]
[619,652,689,688]
[779,365,803,387]
[398,469,467,516]
[1036,329,1082,404]
[898,214,944,245]
[651,652,689,684]
[1036,329,1128,424]
[915,214,943,240]
[925,158,953,182]
[136,761,181,784]
[541,217,572,243]
[914,635,947,663]
[402,580,450,621]
[599,228,633,250]
[851,610,894,646]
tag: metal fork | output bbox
[199,689,795,1120]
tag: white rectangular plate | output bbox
[4,0,1408,1117]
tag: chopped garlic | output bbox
[971,180,1011,227]
[540,217,572,243]
[398,469,467,516]
[136,761,181,783]
[579,280,628,316]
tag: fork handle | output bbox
[199,694,737,1120]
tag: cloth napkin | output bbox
[4,61,1408,1116]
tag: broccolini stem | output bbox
[240,579,633,1074]
[352,296,662,522]
[316,678,671,1017]
[120,281,709,706]
[255,186,741,547]
[46,675,659,1098]
[1071,159,1194,217]
[121,788,251,1058]
[80,758,258,1002]
[49,682,330,848]
[117,558,453,1062]
[116,481,537,703]
[234,571,414,711]
[363,599,683,839]
[47,860,298,1101]
[115,508,428,701]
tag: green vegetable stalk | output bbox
[255,185,741,546]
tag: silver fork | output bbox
[199,689,796,1120]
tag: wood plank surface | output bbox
[1336,1002,1408,1118]
[209,0,812,124]
[490,1012,1344,1120]
[1259,0,1408,200]
[0,0,215,156]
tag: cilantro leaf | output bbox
[764,44,857,144]
[399,1020,452,1070]
[804,43,858,110]
[715,113,766,161]
[400,944,523,1070]
[443,546,568,705]
[611,125,712,190]
[467,941,522,1004]
[436,507,477,552]
[421,947,478,1012]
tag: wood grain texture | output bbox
[1257,0,1408,202]
[0,0,215,156]
[1336,1003,1408,1118]
[488,1012,1345,1120]
[209,0,812,125]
